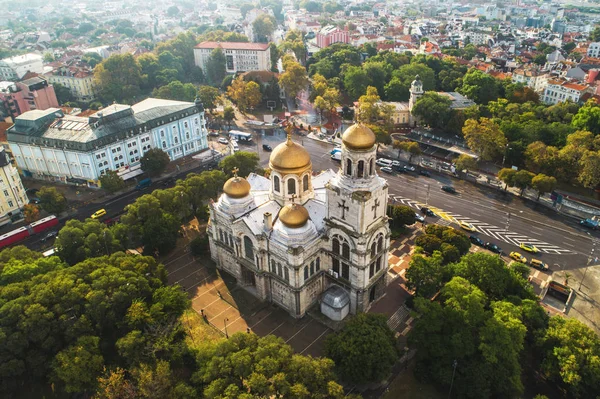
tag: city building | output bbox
[45,65,97,103]
[316,25,349,48]
[194,42,271,74]
[512,68,549,92]
[7,98,208,187]
[588,42,600,58]
[542,80,592,105]
[0,148,28,227]
[0,76,59,120]
[0,53,44,81]
[208,124,391,320]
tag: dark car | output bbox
[419,170,431,177]
[403,165,416,172]
[40,230,58,242]
[420,207,436,217]
[441,185,457,194]
[485,242,502,254]
[469,235,485,247]
[161,177,176,187]
[393,165,406,173]
[262,144,272,151]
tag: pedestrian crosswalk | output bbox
[389,195,572,255]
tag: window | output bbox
[358,160,364,178]
[378,236,383,252]
[304,266,309,280]
[346,159,352,176]
[274,175,280,192]
[316,257,320,271]
[184,122,188,128]
[310,261,314,275]
[303,175,309,191]
[342,242,350,259]
[342,263,349,280]
[332,237,340,254]
[174,136,179,144]
[3,190,9,196]
[332,258,340,274]
[371,242,377,258]
[287,179,296,195]
[271,260,277,274]
[244,236,254,260]
[376,256,382,272]
[8,201,13,207]
[162,141,167,149]
[369,263,375,278]
[284,267,289,282]
[278,263,283,277]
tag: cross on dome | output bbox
[232,167,239,177]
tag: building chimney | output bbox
[263,212,272,230]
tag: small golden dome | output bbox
[278,203,309,228]
[223,176,251,198]
[269,136,311,174]
[342,123,376,150]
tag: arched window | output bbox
[278,263,283,277]
[332,237,340,254]
[244,236,254,260]
[284,267,289,282]
[271,260,277,273]
[303,174,309,191]
[316,257,320,271]
[304,266,309,280]
[371,241,377,258]
[346,159,352,176]
[369,159,374,176]
[310,261,315,275]
[287,178,296,195]
[342,242,350,259]
[357,160,364,178]
[378,236,383,252]
[274,175,280,192]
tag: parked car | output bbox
[530,259,549,271]
[376,158,393,167]
[391,160,401,167]
[485,242,502,254]
[91,209,107,219]
[403,165,416,172]
[218,137,229,144]
[40,230,58,243]
[509,251,527,263]
[441,185,457,194]
[380,166,394,174]
[135,178,152,190]
[414,213,425,223]
[469,235,485,247]
[420,207,436,217]
[208,131,220,137]
[393,165,406,173]
[262,144,272,151]
[161,177,175,187]
[419,170,431,177]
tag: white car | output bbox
[376,158,393,167]
[218,137,229,144]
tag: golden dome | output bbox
[223,176,251,198]
[269,136,312,174]
[278,203,309,228]
[342,123,376,150]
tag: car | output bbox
[469,235,485,247]
[218,137,229,144]
[161,177,176,187]
[208,131,220,137]
[509,251,527,263]
[376,158,393,167]
[29,197,41,204]
[91,209,107,219]
[419,170,431,177]
[262,144,272,151]
[380,166,394,174]
[40,230,58,242]
[414,213,425,223]
[391,160,401,167]
[485,242,502,254]
[403,165,416,172]
[519,243,540,253]
[458,221,477,232]
[530,259,549,271]
[420,207,436,217]
[393,165,406,173]
[441,185,457,194]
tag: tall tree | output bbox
[198,86,220,113]
[458,69,501,104]
[205,48,226,87]
[462,118,507,161]
[278,59,309,99]
[405,251,444,298]
[572,100,600,135]
[218,151,261,178]
[38,186,67,215]
[94,53,143,103]
[411,92,453,129]
[578,150,600,188]
[454,154,478,172]
[140,148,170,177]
[531,174,557,200]
[152,81,197,102]
[252,14,276,42]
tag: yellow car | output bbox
[91,209,107,219]
[520,243,540,253]
[509,252,527,263]
[458,221,477,232]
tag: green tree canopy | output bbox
[38,186,67,215]
[94,53,143,103]
[198,85,220,112]
[55,219,122,265]
[152,81,197,102]
[458,69,501,104]
[253,14,276,42]
[411,91,453,129]
[279,59,309,99]
[462,118,507,161]
[99,170,125,193]
[140,148,170,177]
[219,151,261,178]
[206,48,227,86]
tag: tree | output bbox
[578,150,600,188]
[411,92,452,128]
[513,170,535,195]
[356,85,381,123]
[198,85,220,113]
[55,219,122,265]
[498,168,517,190]
[387,204,416,228]
[53,83,74,104]
[384,63,436,101]
[462,118,507,161]
[393,140,422,163]
[223,106,235,126]
[591,25,600,42]
[458,69,501,104]
[405,251,444,298]
[140,148,170,177]
[205,48,226,87]
[253,14,276,42]
[226,77,262,111]
[53,335,104,393]
[152,81,197,102]
[23,203,40,223]
[99,170,125,193]
[167,5,179,16]
[454,154,477,172]
[279,59,309,99]
[572,100,600,134]
[219,151,260,177]
[344,66,369,100]
[531,174,557,200]
[38,186,67,215]
[415,234,443,254]
[325,313,398,384]
[94,53,143,102]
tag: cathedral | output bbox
[207,123,391,320]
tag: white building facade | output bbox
[0,148,28,226]
[7,98,208,187]
[512,69,548,92]
[0,53,44,81]
[542,80,591,105]
[45,67,97,102]
[208,124,391,320]
[194,41,271,74]
[588,42,600,58]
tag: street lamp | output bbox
[502,144,513,167]
[224,318,229,338]
[579,234,597,291]
[448,360,458,399]
[425,184,430,206]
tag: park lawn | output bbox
[181,309,225,348]
[384,363,444,399]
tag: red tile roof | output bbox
[195,41,270,51]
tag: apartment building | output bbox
[588,42,600,58]
[316,25,349,48]
[0,76,59,120]
[542,80,591,105]
[45,65,97,102]
[0,53,44,81]
[7,98,208,187]
[512,68,548,92]
[0,148,28,226]
[194,42,271,74]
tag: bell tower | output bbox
[409,75,423,126]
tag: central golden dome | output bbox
[223,176,251,198]
[342,123,376,150]
[269,136,311,174]
[278,203,309,228]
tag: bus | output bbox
[229,130,253,142]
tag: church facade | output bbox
[207,124,391,320]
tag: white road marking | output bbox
[250,311,274,328]
[562,242,576,248]
[300,329,330,354]
[285,320,314,343]
[267,321,286,335]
